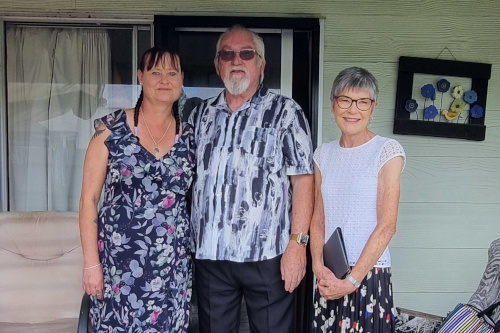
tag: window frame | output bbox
[0,20,7,211]
[0,16,153,211]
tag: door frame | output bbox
[154,15,321,333]
[153,15,321,149]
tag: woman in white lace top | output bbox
[310,67,406,333]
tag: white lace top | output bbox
[314,135,406,267]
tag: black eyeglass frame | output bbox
[217,49,262,62]
[333,95,375,111]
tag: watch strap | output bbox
[346,274,361,288]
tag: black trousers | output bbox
[194,256,294,333]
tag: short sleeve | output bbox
[95,109,125,132]
[378,139,406,172]
[282,106,314,175]
[94,110,129,150]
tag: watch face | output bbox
[299,233,309,245]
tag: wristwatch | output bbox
[290,232,309,247]
[346,274,361,288]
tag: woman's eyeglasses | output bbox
[334,95,374,111]
[218,49,261,62]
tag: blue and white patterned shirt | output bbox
[189,86,314,262]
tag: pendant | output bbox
[154,146,160,154]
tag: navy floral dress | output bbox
[91,110,195,333]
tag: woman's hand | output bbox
[312,260,335,282]
[317,273,356,300]
[82,265,104,300]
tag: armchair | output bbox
[0,211,89,332]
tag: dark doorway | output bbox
[154,16,319,140]
[154,15,320,333]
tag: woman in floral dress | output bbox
[79,47,195,332]
[310,67,405,333]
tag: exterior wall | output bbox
[1,0,499,317]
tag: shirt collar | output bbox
[213,85,268,113]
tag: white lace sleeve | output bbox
[313,145,322,169]
[378,139,406,172]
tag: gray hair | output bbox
[330,67,379,102]
[215,25,265,63]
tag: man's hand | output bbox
[280,241,307,292]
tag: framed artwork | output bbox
[393,56,491,141]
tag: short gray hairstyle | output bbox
[215,25,265,62]
[330,67,379,102]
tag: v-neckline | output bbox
[122,110,180,161]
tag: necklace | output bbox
[140,110,173,155]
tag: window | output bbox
[2,22,151,211]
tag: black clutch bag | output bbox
[323,227,351,279]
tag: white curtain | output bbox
[7,26,111,211]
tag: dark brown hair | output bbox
[133,47,182,142]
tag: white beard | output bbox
[223,68,251,95]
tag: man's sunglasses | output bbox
[217,49,261,62]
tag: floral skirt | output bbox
[312,267,395,333]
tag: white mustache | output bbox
[229,66,249,75]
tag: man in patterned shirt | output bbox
[189,25,314,332]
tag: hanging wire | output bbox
[435,47,457,61]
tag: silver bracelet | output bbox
[84,263,101,270]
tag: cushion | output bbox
[0,211,83,324]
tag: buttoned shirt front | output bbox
[189,86,314,262]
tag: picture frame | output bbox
[393,56,491,141]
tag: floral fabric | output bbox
[91,109,195,333]
[312,267,396,333]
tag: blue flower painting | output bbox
[405,99,418,113]
[436,79,450,93]
[464,90,478,104]
[424,105,438,119]
[421,84,436,100]
[470,105,484,118]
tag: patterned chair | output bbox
[469,238,500,322]
[0,211,89,332]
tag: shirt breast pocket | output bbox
[240,126,278,159]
